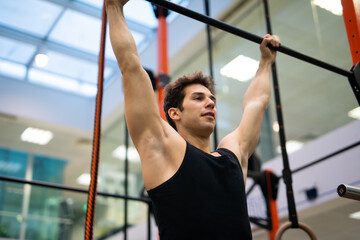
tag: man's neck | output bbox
[178,130,211,153]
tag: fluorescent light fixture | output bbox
[77,173,101,186]
[79,83,97,97]
[273,121,280,132]
[34,53,49,68]
[112,145,140,162]
[348,107,360,120]
[313,0,343,16]
[77,173,90,185]
[0,59,27,80]
[220,55,259,82]
[21,127,53,145]
[28,68,80,92]
[277,140,304,154]
[349,211,360,220]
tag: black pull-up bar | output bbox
[145,0,352,78]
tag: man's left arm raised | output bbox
[218,34,280,183]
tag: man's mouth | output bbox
[202,112,215,118]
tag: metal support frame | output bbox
[247,170,280,234]
[342,0,360,105]
[152,5,169,120]
[204,0,218,150]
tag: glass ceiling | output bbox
[0,0,189,97]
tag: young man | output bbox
[105,0,280,239]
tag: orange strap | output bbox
[157,8,168,120]
[342,0,360,65]
[84,2,107,239]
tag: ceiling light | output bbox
[34,53,49,68]
[277,140,304,154]
[313,0,343,16]
[349,211,360,220]
[79,83,97,97]
[273,121,280,132]
[220,55,259,82]
[77,173,101,186]
[21,127,53,145]
[348,107,360,120]
[112,145,140,162]
[28,69,80,92]
[0,59,27,80]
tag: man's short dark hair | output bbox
[163,71,215,130]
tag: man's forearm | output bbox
[105,0,141,74]
[242,58,272,111]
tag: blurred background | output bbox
[0,0,359,239]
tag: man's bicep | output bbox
[122,68,165,146]
[219,102,265,160]
[237,102,266,158]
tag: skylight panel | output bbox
[49,9,102,55]
[0,59,27,80]
[0,0,63,37]
[0,37,37,64]
[49,9,147,57]
[124,0,158,28]
[76,0,104,9]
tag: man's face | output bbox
[177,84,217,136]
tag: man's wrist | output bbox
[258,58,273,70]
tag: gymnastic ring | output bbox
[275,222,317,240]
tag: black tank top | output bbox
[147,142,252,240]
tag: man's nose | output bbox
[205,98,215,108]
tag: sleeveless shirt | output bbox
[147,142,252,240]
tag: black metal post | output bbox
[262,0,298,228]
[124,119,129,240]
[147,202,152,240]
[204,0,218,149]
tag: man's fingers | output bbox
[262,35,280,48]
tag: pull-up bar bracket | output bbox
[348,62,360,105]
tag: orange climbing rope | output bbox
[84,2,107,240]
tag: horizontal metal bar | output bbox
[145,0,352,77]
[291,141,360,175]
[337,184,360,201]
[0,175,151,204]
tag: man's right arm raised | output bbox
[105,0,166,147]
[105,0,186,189]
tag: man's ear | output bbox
[168,107,181,121]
